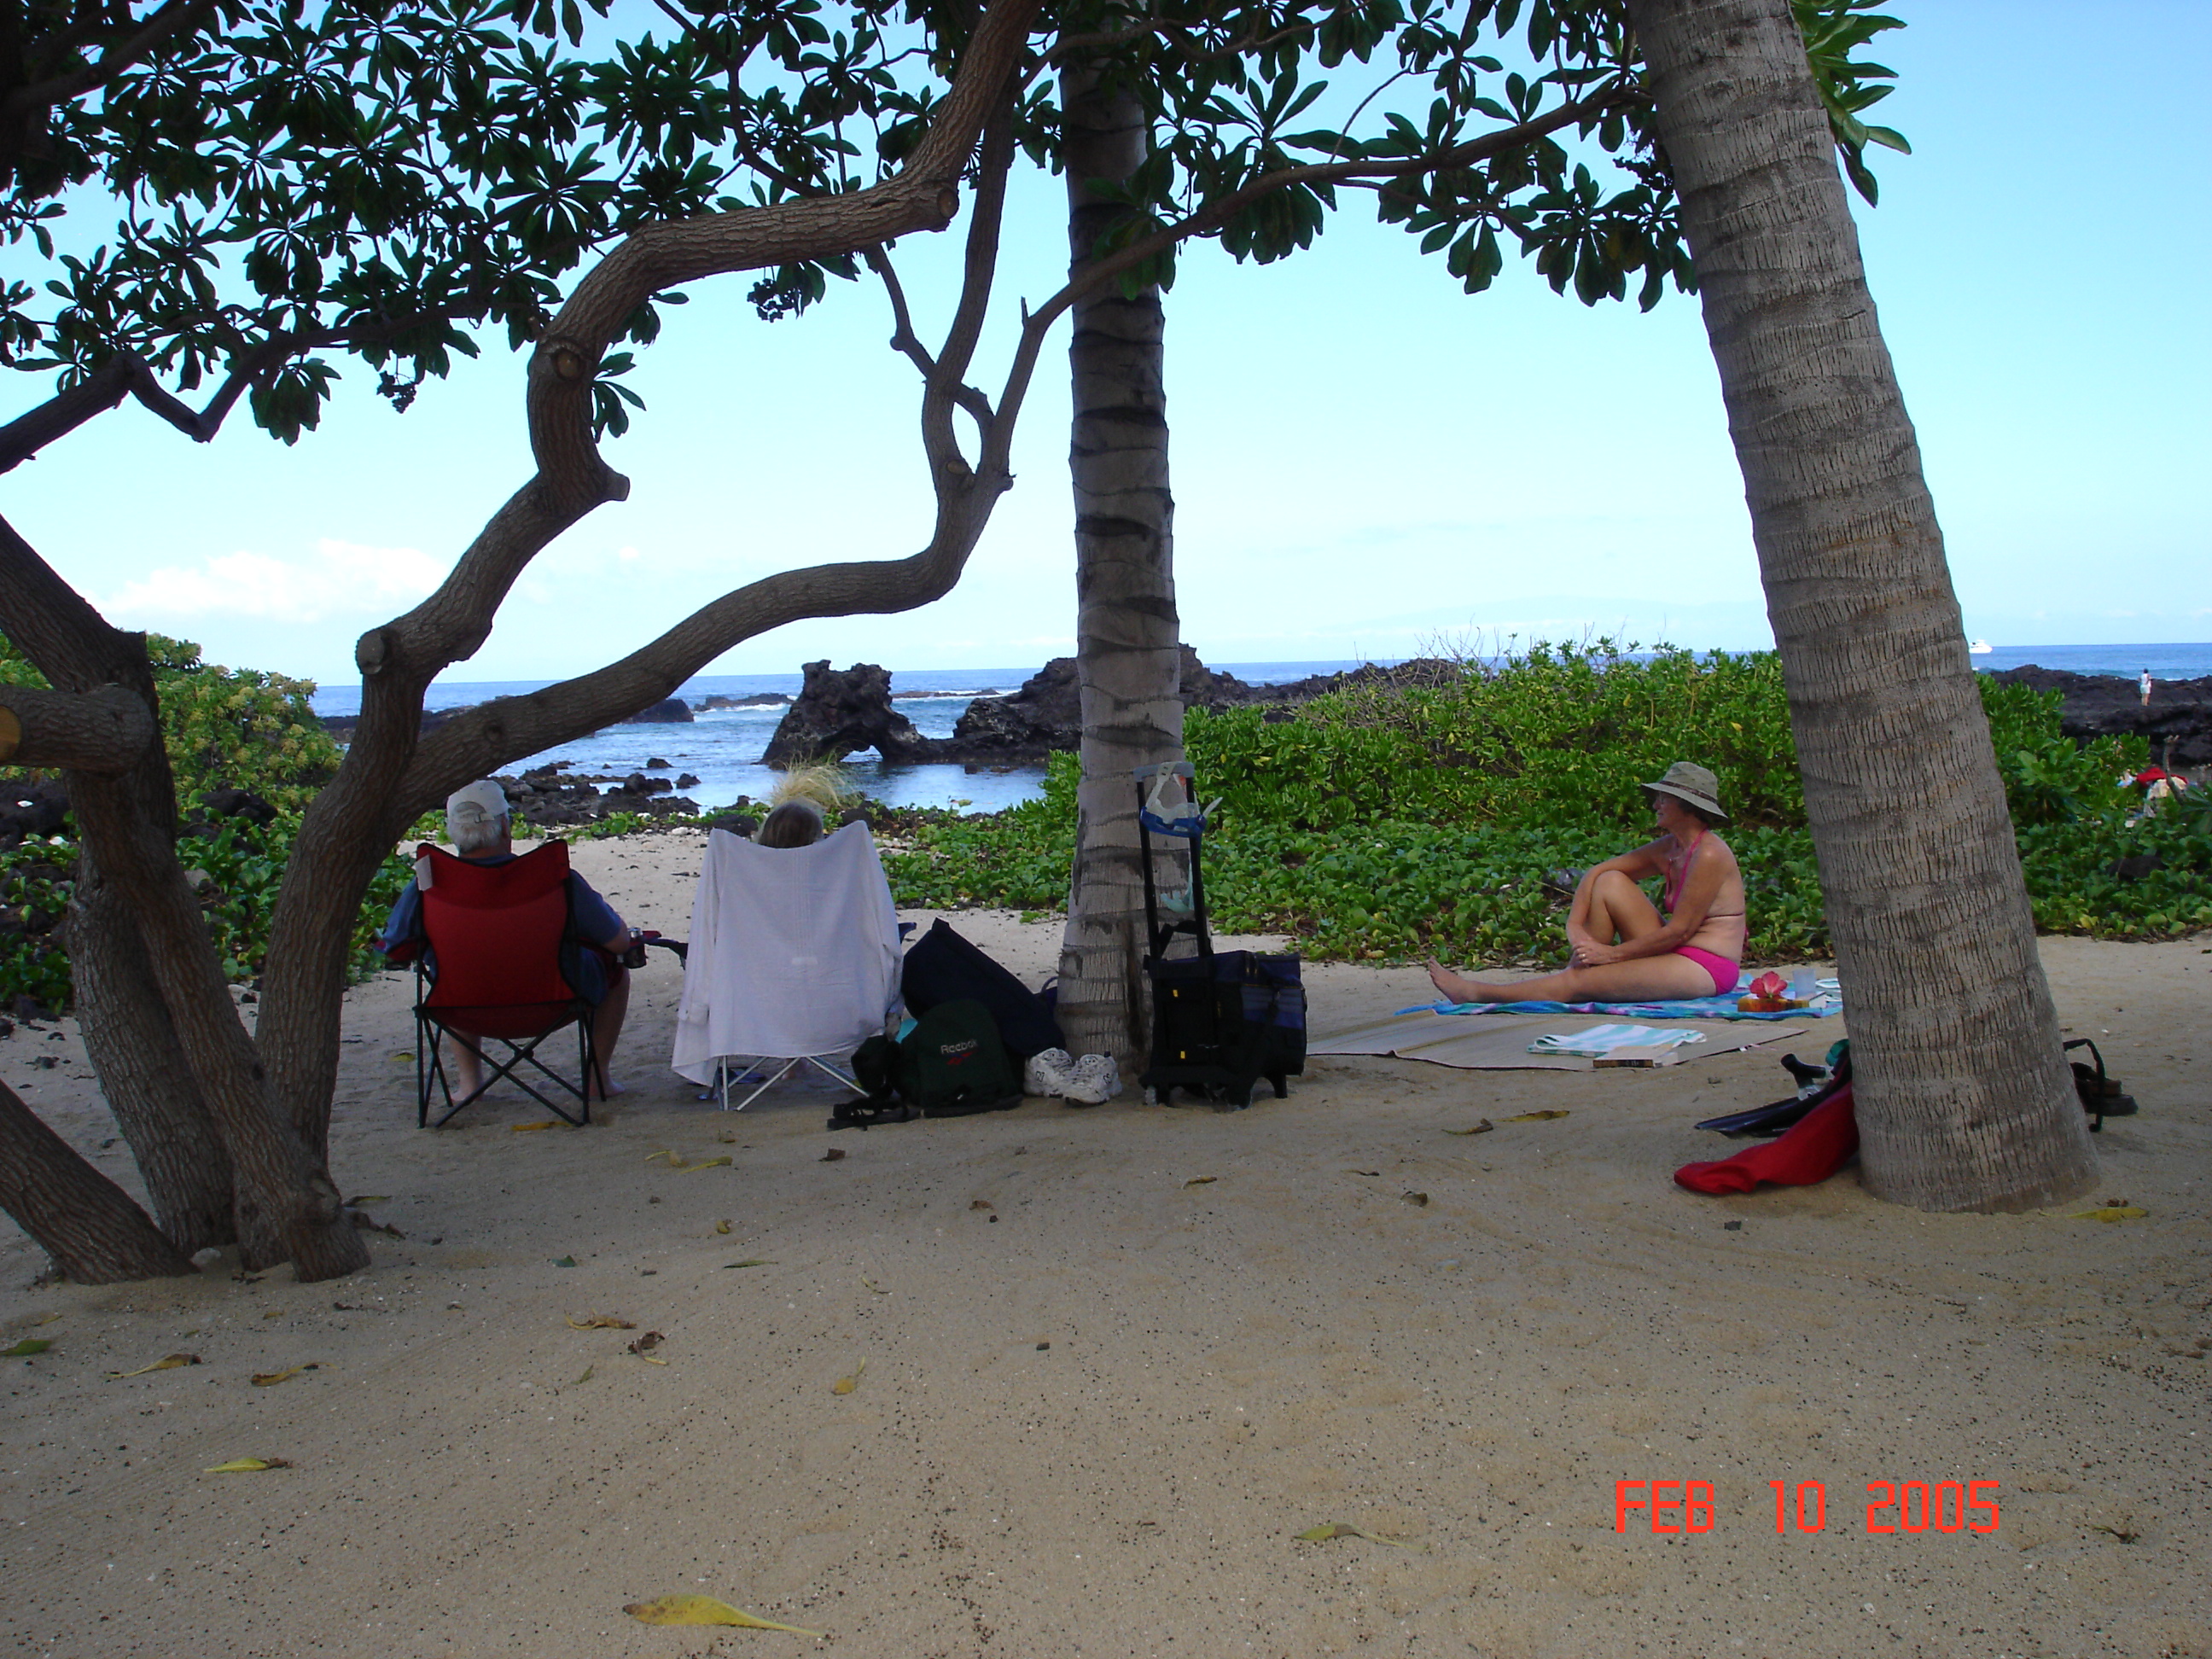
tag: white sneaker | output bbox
[1023,1048,1077,1097]
[1062,1052,1123,1106]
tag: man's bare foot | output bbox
[1424,958,1493,1003]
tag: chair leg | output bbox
[713,1057,800,1111]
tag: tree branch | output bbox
[1,0,222,136]
[0,683,156,772]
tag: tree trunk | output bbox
[0,515,370,1278]
[1053,56,1185,1070]
[0,1078,198,1283]
[67,843,239,1254]
[1625,0,2094,1210]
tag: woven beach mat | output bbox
[1308,1012,1808,1073]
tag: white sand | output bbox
[3,825,2208,1657]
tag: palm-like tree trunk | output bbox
[1053,58,1184,1068]
[1626,0,2094,1209]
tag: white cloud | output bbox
[97,539,449,627]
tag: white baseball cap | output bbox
[445,779,509,834]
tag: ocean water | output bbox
[308,661,1388,814]
[308,645,2208,814]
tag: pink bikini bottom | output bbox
[1674,946,1740,998]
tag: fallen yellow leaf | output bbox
[1183,1176,1218,1188]
[860,1276,889,1295]
[206,1457,291,1473]
[566,1314,637,1330]
[622,1595,822,1636]
[2072,1206,2148,1223]
[678,1156,733,1173]
[344,1195,393,1206]
[644,1148,685,1166]
[713,1220,733,1236]
[1445,1120,1496,1136]
[1504,1109,1569,1123]
[832,1360,865,1396]
[108,1352,200,1378]
[1295,1522,1426,1550]
[573,1365,595,1384]
[250,1364,318,1387]
[512,1121,562,1132]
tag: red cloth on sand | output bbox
[1674,1084,1858,1195]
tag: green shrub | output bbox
[2,632,393,1010]
[877,649,2199,966]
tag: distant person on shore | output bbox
[2140,669,2153,707]
[381,780,640,1099]
[1425,762,1747,1004]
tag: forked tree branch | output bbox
[0,0,222,142]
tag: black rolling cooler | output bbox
[1134,762,1307,1108]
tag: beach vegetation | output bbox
[878,649,2203,967]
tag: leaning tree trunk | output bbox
[0,520,370,1278]
[1626,0,2093,1209]
[0,1077,197,1282]
[1053,55,1185,1070]
[68,842,240,1254]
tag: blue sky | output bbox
[7,1,2207,685]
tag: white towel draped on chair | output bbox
[671,822,904,1086]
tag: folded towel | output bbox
[1527,1023,1708,1057]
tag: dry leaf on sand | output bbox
[713,1220,733,1235]
[627,1331,667,1363]
[1400,1190,1430,1207]
[567,1314,637,1330]
[832,1360,865,1395]
[1295,1522,1427,1550]
[644,1148,685,1166]
[860,1277,889,1295]
[820,1148,847,1163]
[622,1594,823,1636]
[1504,1109,1569,1123]
[108,1352,200,1378]
[206,1457,291,1473]
[250,1364,319,1386]
[722,1259,774,1269]
[969,1199,993,1211]
[573,1365,595,1384]
[1445,1120,1496,1136]
[2072,1205,2147,1222]
[1183,1176,1218,1188]
[3,1338,53,1358]
[511,1120,564,1133]
[679,1156,733,1173]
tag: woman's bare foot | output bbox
[1424,959,1496,1003]
[588,1072,626,1103]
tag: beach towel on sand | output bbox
[1403,971,1842,1024]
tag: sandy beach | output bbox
[3,825,2207,1658]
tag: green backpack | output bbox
[896,998,1022,1116]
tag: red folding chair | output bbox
[403,841,598,1127]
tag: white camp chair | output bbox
[670,822,904,1109]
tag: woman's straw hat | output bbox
[1644,761,1727,820]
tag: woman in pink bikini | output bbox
[1425,761,1747,1004]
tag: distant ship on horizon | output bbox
[1967,638,1994,655]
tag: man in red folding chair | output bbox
[380,780,640,1108]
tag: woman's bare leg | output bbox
[1427,870,1678,1002]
